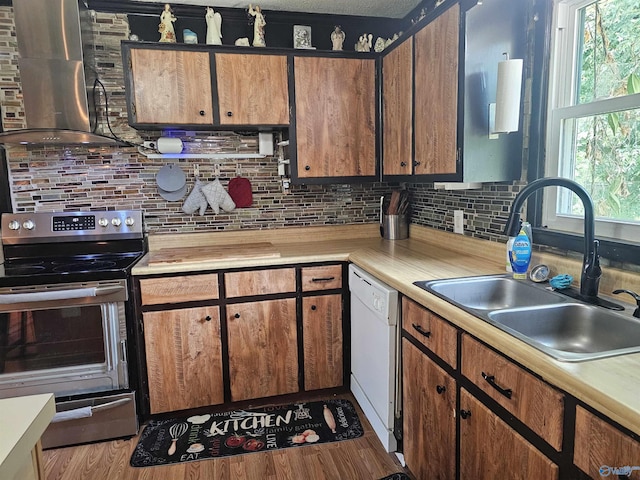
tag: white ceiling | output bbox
[136,0,423,18]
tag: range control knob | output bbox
[22,220,35,230]
[125,216,135,226]
[98,218,109,227]
[8,220,20,230]
[111,217,122,227]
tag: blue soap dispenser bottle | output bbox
[510,226,532,279]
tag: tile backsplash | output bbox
[1,7,524,244]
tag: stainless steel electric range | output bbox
[0,210,146,448]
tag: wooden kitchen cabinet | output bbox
[302,294,343,390]
[143,306,224,414]
[382,37,413,177]
[227,298,298,401]
[403,338,456,480]
[224,267,295,298]
[402,297,458,368]
[292,55,376,182]
[574,406,640,479]
[214,53,289,126]
[139,273,218,305]
[125,47,214,127]
[461,334,565,450]
[459,388,559,480]
[413,3,460,176]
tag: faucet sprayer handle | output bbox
[612,289,640,318]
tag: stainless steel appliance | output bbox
[0,210,145,448]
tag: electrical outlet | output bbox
[454,210,464,234]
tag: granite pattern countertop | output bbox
[135,224,640,437]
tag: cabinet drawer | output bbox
[402,297,457,368]
[574,406,640,478]
[301,265,342,291]
[139,274,218,305]
[461,334,564,450]
[225,268,295,297]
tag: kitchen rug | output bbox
[378,474,411,480]
[130,398,364,467]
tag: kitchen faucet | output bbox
[504,177,620,309]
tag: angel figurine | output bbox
[331,26,345,51]
[205,7,222,45]
[248,4,266,47]
[159,3,176,43]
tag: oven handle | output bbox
[0,286,124,304]
[51,398,132,423]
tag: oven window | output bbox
[1,305,105,373]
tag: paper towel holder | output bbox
[489,52,523,139]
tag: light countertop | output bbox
[0,393,55,480]
[135,224,640,437]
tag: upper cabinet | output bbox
[381,1,525,183]
[125,47,214,126]
[290,55,377,183]
[122,43,289,129]
[413,4,460,176]
[214,53,289,126]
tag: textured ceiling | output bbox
[134,0,423,18]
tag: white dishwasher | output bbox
[349,264,399,452]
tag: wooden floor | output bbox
[42,395,407,480]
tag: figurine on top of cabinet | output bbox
[331,26,345,51]
[205,7,222,45]
[248,4,266,47]
[355,33,372,52]
[159,3,176,43]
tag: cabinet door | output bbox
[402,339,456,480]
[293,56,376,179]
[574,406,640,479]
[143,306,223,414]
[383,38,413,176]
[215,53,289,125]
[227,298,298,401]
[224,268,296,298]
[128,48,213,125]
[459,388,559,480]
[302,295,343,390]
[414,4,459,175]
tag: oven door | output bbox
[0,280,129,399]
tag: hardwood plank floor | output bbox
[42,395,407,480]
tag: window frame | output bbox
[527,0,640,265]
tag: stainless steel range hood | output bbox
[0,0,118,146]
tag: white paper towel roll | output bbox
[494,59,523,133]
[157,137,183,154]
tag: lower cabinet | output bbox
[402,338,456,480]
[143,306,224,414]
[227,298,298,402]
[459,388,559,480]
[302,294,343,391]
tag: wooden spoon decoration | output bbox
[323,404,337,433]
[168,422,189,455]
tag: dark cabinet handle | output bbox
[413,161,421,167]
[199,110,205,116]
[205,315,211,322]
[226,111,233,117]
[311,305,317,311]
[311,277,335,282]
[412,323,431,338]
[400,161,407,167]
[436,385,446,394]
[460,409,472,420]
[482,372,513,399]
[234,313,240,319]
[305,165,311,171]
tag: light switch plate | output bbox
[454,210,464,234]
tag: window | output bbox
[545,0,640,244]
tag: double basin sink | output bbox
[414,275,640,361]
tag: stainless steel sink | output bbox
[415,275,566,310]
[488,303,640,361]
[414,274,640,361]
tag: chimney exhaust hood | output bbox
[0,0,119,146]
